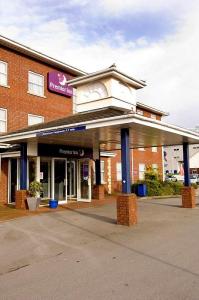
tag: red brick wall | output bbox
[133,147,163,181]
[0,46,74,133]
[0,158,8,203]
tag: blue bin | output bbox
[49,199,58,209]
[137,184,147,197]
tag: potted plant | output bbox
[27,181,43,211]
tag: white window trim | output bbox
[0,107,7,133]
[100,160,106,184]
[28,114,44,126]
[151,113,157,120]
[0,61,10,88]
[137,109,143,116]
[152,146,157,152]
[28,71,45,98]
[138,147,145,151]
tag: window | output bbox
[151,114,156,120]
[0,61,8,86]
[28,114,44,126]
[0,108,7,133]
[139,163,145,180]
[101,160,105,183]
[152,164,158,172]
[138,147,145,151]
[137,109,143,116]
[28,71,44,97]
[116,162,122,181]
[152,146,157,152]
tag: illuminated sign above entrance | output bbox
[48,71,73,97]
[38,144,93,159]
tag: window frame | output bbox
[28,71,45,97]
[28,114,44,126]
[0,107,7,133]
[152,146,158,152]
[136,109,143,116]
[0,60,8,87]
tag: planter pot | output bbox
[27,197,41,211]
[49,199,59,209]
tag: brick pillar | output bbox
[117,193,137,226]
[182,187,196,208]
[92,184,105,200]
[15,190,28,209]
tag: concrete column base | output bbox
[117,193,137,226]
[182,187,196,208]
[15,190,28,209]
[93,185,105,200]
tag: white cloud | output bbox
[0,0,199,127]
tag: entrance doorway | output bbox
[8,158,19,203]
[51,158,91,203]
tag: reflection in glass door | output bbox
[67,160,76,200]
[54,159,67,201]
[40,160,51,198]
[77,160,91,202]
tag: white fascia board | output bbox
[1,151,20,158]
[68,69,146,89]
[1,113,199,144]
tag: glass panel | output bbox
[0,73,7,86]
[28,115,43,126]
[80,161,89,199]
[0,120,6,132]
[40,161,51,198]
[0,62,7,74]
[0,109,6,120]
[67,161,76,199]
[54,160,66,201]
[29,158,37,185]
[10,159,18,203]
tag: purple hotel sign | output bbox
[48,71,73,97]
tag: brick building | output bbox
[0,35,168,204]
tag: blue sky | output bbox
[0,0,199,127]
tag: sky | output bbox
[0,0,199,128]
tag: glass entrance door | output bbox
[67,160,76,200]
[54,159,67,201]
[77,160,91,202]
[9,158,19,203]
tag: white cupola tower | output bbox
[68,65,146,113]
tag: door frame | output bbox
[51,158,67,203]
[77,159,92,202]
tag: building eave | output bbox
[0,34,86,77]
[136,101,169,116]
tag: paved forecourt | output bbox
[1,197,199,299]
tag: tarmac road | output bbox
[1,197,199,300]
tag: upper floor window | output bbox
[152,146,157,152]
[151,114,156,120]
[28,71,44,97]
[138,147,145,151]
[28,114,44,126]
[137,109,143,116]
[0,61,8,87]
[0,108,7,133]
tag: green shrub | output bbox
[132,179,183,197]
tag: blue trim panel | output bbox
[20,143,27,190]
[183,142,190,187]
[121,128,131,193]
